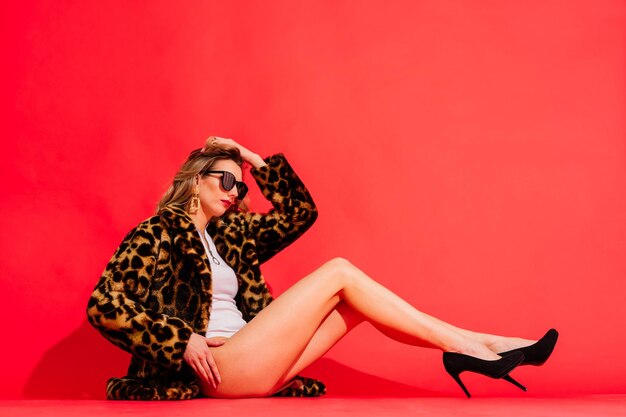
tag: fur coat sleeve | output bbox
[86,216,195,373]
[243,153,318,263]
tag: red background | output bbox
[1,0,624,399]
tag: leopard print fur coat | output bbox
[87,154,325,400]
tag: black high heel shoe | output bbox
[499,329,559,391]
[443,351,524,398]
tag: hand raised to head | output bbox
[204,136,266,169]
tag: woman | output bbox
[87,137,558,400]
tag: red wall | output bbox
[1,1,624,399]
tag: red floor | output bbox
[2,397,625,417]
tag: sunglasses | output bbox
[202,170,248,200]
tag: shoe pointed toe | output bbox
[500,328,559,366]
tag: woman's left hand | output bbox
[204,136,266,169]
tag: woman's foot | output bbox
[498,329,558,366]
[443,351,525,398]
[492,329,559,392]
[451,337,503,361]
[487,336,538,354]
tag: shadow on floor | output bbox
[24,320,438,399]
[24,320,129,399]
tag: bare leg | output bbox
[278,301,364,381]
[392,314,537,354]
[201,258,522,398]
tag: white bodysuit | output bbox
[198,229,248,338]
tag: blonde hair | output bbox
[157,144,244,213]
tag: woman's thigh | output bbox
[201,259,350,398]
[279,301,364,382]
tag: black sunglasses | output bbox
[202,170,248,200]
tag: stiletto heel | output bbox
[502,375,527,391]
[449,371,471,398]
[498,329,559,391]
[443,351,524,398]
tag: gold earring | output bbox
[189,183,200,214]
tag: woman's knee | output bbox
[322,257,359,284]
[323,257,353,273]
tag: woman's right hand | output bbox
[183,333,225,389]
[204,136,266,169]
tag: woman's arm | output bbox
[86,219,194,371]
[244,153,318,263]
[206,136,318,262]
